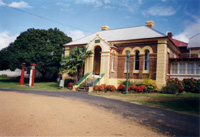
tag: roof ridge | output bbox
[189,33,200,39]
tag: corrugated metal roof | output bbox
[187,33,200,49]
[169,38,188,47]
[64,25,165,46]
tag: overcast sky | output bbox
[0,0,200,50]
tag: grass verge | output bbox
[0,76,70,92]
[90,92,200,116]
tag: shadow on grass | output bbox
[138,98,200,116]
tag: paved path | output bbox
[0,89,199,137]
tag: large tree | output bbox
[0,28,72,79]
[60,47,92,82]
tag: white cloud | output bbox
[174,16,200,43]
[67,30,85,41]
[56,2,71,11]
[173,34,189,43]
[76,0,103,7]
[145,5,176,16]
[0,31,18,50]
[0,0,6,6]
[8,1,31,8]
[104,0,110,4]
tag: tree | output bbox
[0,28,72,79]
[60,47,92,82]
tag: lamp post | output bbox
[19,62,26,85]
[125,52,130,94]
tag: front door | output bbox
[93,46,101,75]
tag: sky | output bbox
[0,0,200,50]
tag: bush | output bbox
[117,84,126,92]
[94,84,117,92]
[119,80,134,87]
[68,82,73,89]
[128,85,137,93]
[142,79,157,92]
[106,85,117,91]
[161,78,184,94]
[135,85,146,92]
[182,78,200,93]
[94,85,99,91]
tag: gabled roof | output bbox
[169,38,188,47]
[187,33,200,49]
[64,25,165,46]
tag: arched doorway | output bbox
[93,46,101,75]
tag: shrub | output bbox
[94,85,99,91]
[142,79,157,92]
[106,85,117,92]
[68,82,73,89]
[110,85,117,91]
[128,85,137,92]
[119,80,134,87]
[98,85,104,91]
[161,78,184,94]
[135,85,146,92]
[68,82,73,87]
[117,84,126,91]
[182,78,200,93]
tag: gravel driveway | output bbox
[0,89,199,136]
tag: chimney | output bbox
[146,20,155,29]
[167,32,173,38]
[101,25,109,31]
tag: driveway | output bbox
[0,89,199,136]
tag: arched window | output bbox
[144,50,149,71]
[135,51,140,70]
[125,51,130,72]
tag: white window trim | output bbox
[171,62,200,75]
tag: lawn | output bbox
[0,76,70,91]
[90,92,200,116]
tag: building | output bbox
[170,33,200,80]
[64,21,200,91]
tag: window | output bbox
[144,50,149,71]
[135,51,140,70]
[179,63,185,74]
[196,63,200,74]
[125,51,130,72]
[187,63,194,74]
[171,63,177,74]
[111,54,114,71]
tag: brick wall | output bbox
[110,43,157,80]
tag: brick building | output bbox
[64,21,200,90]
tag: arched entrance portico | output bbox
[93,46,101,75]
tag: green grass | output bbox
[0,76,70,91]
[90,92,200,116]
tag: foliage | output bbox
[60,47,92,82]
[128,85,137,92]
[94,84,117,92]
[119,80,134,87]
[0,74,7,79]
[117,84,126,92]
[106,85,117,91]
[68,82,73,87]
[135,85,146,92]
[0,28,72,80]
[161,78,184,94]
[182,78,200,93]
[142,79,157,92]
